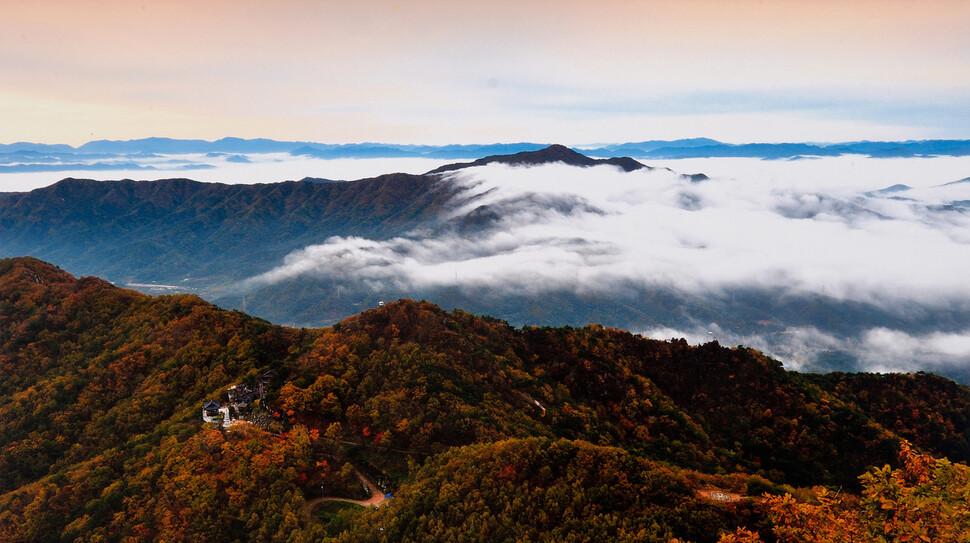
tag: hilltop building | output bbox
[202,399,221,423]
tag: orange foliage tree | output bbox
[720,441,970,543]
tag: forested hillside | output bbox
[1,257,968,542]
[0,174,451,284]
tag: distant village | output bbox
[202,371,275,428]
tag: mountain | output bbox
[76,137,312,154]
[0,257,312,541]
[0,142,76,153]
[641,143,841,159]
[291,144,419,159]
[1,257,968,541]
[0,161,158,174]
[69,138,555,160]
[427,144,651,173]
[224,276,970,378]
[866,183,912,196]
[0,145,661,287]
[0,144,730,338]
[583,139,970,159]
[5,136,970,161]
[941,176,970,187]
[0,173,454,285]
[582,138,723,157]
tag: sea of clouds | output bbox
[250,157,970,304]
[244,155,970,374]
[6,151,970,374]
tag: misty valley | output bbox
[3,142,970,383]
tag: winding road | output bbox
[304,468,389,525]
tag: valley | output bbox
[3,145,970,381]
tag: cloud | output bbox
[858,328,970,369]
[248,157,970,313]
[641,323,846,367]
[639,321,970,379]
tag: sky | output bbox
[2,0,969,146]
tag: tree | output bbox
[721,441,970,542]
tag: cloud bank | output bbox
[642,322,970,379]
[242,156,970,376]
[249,157,970,309]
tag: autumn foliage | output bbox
[1,257,969,542]
[721,441,970,542]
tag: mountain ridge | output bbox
[1,256,968,541]
[0,145,657,286]
[426,143,651,173]
[6,136,970,160]
[0,172,455,284]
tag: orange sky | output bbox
[2,0,968,145]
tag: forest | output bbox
[1,256,968,542]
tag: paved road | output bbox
[304,469,389,525]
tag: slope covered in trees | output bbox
[334,438,765,543]
[1,257,968,542]
[719,441,970,543]
[0,174,452,284]
[0,257,310,492]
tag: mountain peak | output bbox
[0,256,74,283]
[514,144,596,165]
[0,257,93,302]
[426,144,649,174]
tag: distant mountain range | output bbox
[584,140,970,159]
[4,137,970,166]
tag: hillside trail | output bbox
[696,488,746,502]
[304,468,389,525]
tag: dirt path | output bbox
[696,488,746,502]
[304,469,389,525]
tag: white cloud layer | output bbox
[641,323,970,376]
[248,157,970,312]
[241,155,970,377]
